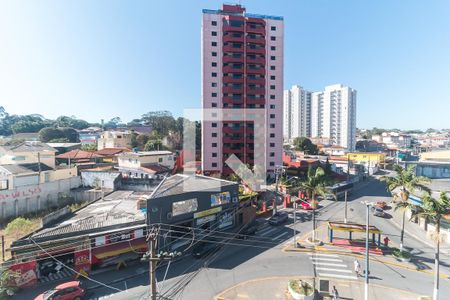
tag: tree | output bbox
[293,137,318,155]
[104,117,122,129]
[141,111,176,136]
[81,143,97,151]
[397,192,450,300]
[144,133,164,151]
[380,164,430,251]
[130,131,139,148]
[0,266,18,298]
[4,217,36,240]
[38,127,79,143]
[136,134,150,149]
[298,167,328,241]
[55,116,90,130]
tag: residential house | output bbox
[56,150,104,166]
[0,142,57,169]
[117,151,175,179]
[95,148,129,163]
[46,143,81,155]
[78,127,102,145]
[97,131,132,151]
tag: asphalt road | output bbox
[15,176,450,299]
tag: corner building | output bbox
[201,4,284,176]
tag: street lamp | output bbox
[361,201,372,300]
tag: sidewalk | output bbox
[215,276,420,300]
[282,222,441,276]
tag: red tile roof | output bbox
[140,163,171,174]
[95,148,130,156]
[56,149,103,159]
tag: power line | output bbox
[29,237,123,292]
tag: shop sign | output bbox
[74,250,91,273]
[196,214,216,226]
[10,261,37,288]
[109,232,131,243]
[172,198,198,216]
[211,192,231,207]
[194,206,222,219]
[218,212,234,229]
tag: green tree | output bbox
[380,164,430,251]
[55,116,90,130]
[298,167,328,241]
[141,111,176,136]
[130,131,139,148]
[0,266,19,298]
[397,192,450,300]
[324,157,332,176]
[81,143,97,151]
[5,217,36,240]
[136,134,150,149]
[38,127,79,143]
[144,133,164,151]
[293,137,318,155]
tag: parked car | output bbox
[34,281,85,300]
[192,241,221,258]
[372,207,386,217]
[237,220,258,239]
[300,200,312,210]
[268,212,288,225]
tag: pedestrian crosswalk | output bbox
[39,268,74,283]
[309,253,357,280]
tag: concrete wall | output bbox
[81,171,121,190]
[0,176,81,221]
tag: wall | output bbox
[0,176,81,221]
[0,151,56,169]
[81,171,121,190]
[118,154,174,169]
[415,163,450,179]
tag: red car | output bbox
[34,281,85,300]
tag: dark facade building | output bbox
[147,174,253,251]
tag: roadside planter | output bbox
[392,249,412,262]
[288,280,315,300]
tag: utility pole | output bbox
[273,165,284,216]
[344,190,348,223]
[1,235,5,261]
[144,227,181,300]
[293,199,297,247]
[364,203,370,300]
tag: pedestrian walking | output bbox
[383,236,390,247]
[331,285,339,300]
[354,259,361,276]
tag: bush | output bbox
[289,280,314,296]
[392,248,412,259]
[4,217,36,240]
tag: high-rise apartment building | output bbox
[283,85,311,141]
[311,84,357,150]
[201,4,284,176]
[283,84,357,150]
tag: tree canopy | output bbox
[293,137,319,155]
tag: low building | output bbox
[372,132,412,149]
[9,190,151,287]
[46,143,81,155]
[78,127,102,145]
[420,149,450,162]
[319,145,347,156]
[95,148,129,163]
[347,152,386,175]
[117,151,175,179]
[56,150,104,166]
[0,142,57,169]
[147,174,249,251]
[97,131,132,151]
[0,163,79,219]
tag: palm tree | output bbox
[397,192,450,300]
[380,164,430,251]
[299,167,328,241]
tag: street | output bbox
[14,177,450,299]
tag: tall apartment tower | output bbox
[202,4,284,176]
[311,84,357,150]
[283,85,311,141]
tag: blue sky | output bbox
[0,0,449,129]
